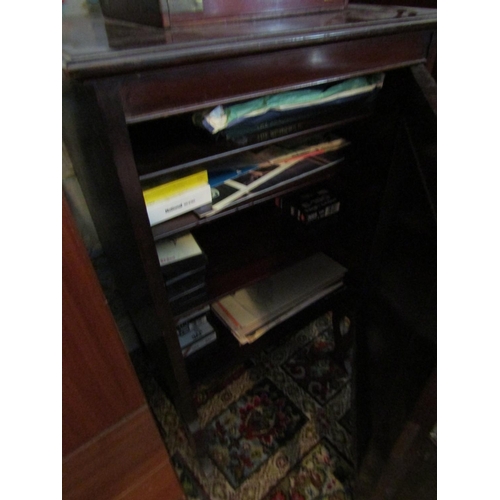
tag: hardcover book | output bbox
[146,183,212,225]
[142,170,208,205]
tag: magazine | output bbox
[197,137,348,218]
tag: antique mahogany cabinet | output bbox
[62,2,437,474]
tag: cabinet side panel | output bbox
[62,194,145,455]
[62,406,185,500]
[62,77,148,303]
[63,76,199,425]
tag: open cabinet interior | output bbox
[63,6,436,490]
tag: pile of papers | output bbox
[211,252,347,345]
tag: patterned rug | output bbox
[135,312,355,500]
[206,377,308,488]
[282,329,350,406]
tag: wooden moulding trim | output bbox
[120,30,431,124]
[63,17,436,79]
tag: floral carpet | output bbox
[135,312,355,500]
[282,329,350,406]
[206,377,308,488]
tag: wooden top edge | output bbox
[63,5,436,79]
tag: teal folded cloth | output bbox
[194,73,384,134]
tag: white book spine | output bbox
[146,184,212,226]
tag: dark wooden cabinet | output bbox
[63,3,436,471]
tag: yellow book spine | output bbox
[143,171,208,205]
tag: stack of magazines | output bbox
[196,136,349,218]
[211,252,346,345]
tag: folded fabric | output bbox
[194,73,384,134]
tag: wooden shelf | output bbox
[184,286,345,386]
[130,98,373,182]
[164,202,341,319]
[150,160,345,239]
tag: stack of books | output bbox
[211,252,347,345]
[176,306,217,357]
[155,232,208,315]
[143,170,212,226]
[276,187,340,224]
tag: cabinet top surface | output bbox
[62,5,436,79]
